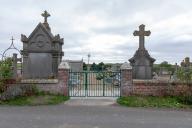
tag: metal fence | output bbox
[68,71,121,97]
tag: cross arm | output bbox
[133,31,139,36]
[145,31,151,36]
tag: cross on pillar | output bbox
[41,10,50,23]
[133,24,151,50]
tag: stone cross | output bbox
[41,10,50,23]
[133,24,151,50]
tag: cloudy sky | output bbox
[0,0,192,64]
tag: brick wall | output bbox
[121,68,192,96]
[132,81,192,96]
[37,68,69,96]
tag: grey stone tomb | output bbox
[21,11,64,79]
[129,24,155,79]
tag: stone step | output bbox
[64,97,117,106]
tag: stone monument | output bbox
[181,57,192,68]
[129,24,155,79]
[21,11,64,79]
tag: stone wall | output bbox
[30,68,69,96]
[0,67,69,100]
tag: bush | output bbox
[0,58,13,93]
[176,67,192,85]
[0,58,13,79]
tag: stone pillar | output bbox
[58,62,70,96]
[120,62,133,96]
[12,53,18,79]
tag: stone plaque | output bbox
[28,53,52,78]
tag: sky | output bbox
[0,0,192,64]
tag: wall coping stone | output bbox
[133,79,192,85]
[21,79,58,84]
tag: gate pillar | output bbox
[58,62,70,96]
[120,62,133,96]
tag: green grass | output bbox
[117,96,192,108]
[0,94,69,106]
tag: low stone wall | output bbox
[25,67,69,96]
[0,67,69,100]
[131,80,192,96]
[36,83,68,95]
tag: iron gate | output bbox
[68,71,121,97]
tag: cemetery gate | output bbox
[68,71,121,97]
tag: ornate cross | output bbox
[133,24,151,50]
[41,10,50,23]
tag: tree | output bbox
[98,62,105,71]
[90,62,97,71]
[83,62,87,71]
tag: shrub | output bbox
[0,58,13,79]
[0,58,13,93]
[176,67,192,85]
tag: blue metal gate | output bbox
[68,71,121,97]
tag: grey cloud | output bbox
[91,25,134,35]
[1,0,192,63]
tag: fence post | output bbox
[120,62,133,96]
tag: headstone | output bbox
[181,57,192,68]
[170,63,178,82]
[21,11,64,79]
[129,24,155,79]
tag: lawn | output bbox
[117,96,192,108]
[0,94,69,106]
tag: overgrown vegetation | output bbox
[0,57,13,79]
[117,96,192,108]
[0,91,69,106]
[176,67,192,85]
[0,58,13,93]
[0,82,69,106]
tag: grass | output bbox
[117,96,192,108]
[0,94,69,106]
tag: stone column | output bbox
[120,62,133,96]
[12,53,18,79]
[58,62,70,96]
